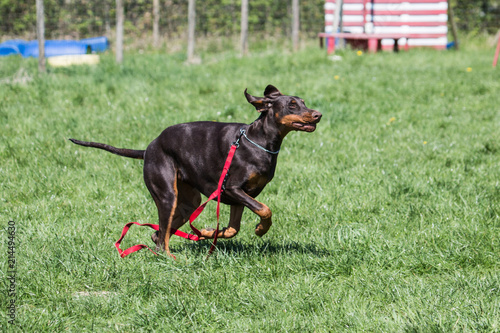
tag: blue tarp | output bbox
[0,40,27,56]
[0,37,109,57]
[81,36,109,53]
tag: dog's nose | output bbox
[311,111,322,122]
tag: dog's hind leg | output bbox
[176,180,202,221]
[143,153,180,257]
[150,179,202,254]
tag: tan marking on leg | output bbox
[255,205,272,220]
[199,228,215,239]
[221,227,238,238]
[199,205,244,240]
[235,192,273,237]
[254,204,272,236]
[199,227,239,239]
[164,170,178,258]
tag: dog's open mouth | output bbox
[292,122,317,132]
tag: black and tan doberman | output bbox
[70,85,322,257]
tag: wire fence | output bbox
[1,1,499,50]
[1,1,325,42]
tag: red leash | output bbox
[115,141,239,258]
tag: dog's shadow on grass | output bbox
[171,239,333,257]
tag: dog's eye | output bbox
[289,101,297,109]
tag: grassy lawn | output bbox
[1,44,499,331]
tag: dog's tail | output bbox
[69,139,145,160]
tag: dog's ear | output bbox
[245,88,272,112]
[263,85,282,99]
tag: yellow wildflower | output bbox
[387,117,396,125]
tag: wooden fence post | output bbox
[292,0,300,51]
[105,1,111,37]
[240,0,249,56]
[187,0,196,63]
[36,0,46,73]
[116,0,124,63]
[153,0,160,48]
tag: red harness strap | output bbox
[115,143,239,258]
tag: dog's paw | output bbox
[151,231,159,244]
[254,221,272,237]
[199,227,216,240]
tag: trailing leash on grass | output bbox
[114,134,241,259]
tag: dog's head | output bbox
[244,85,322,133]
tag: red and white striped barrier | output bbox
[324,0,448,50]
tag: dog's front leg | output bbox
[200,205,244,239]
[223,189,273,237]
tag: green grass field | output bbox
[1,44,499,332]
